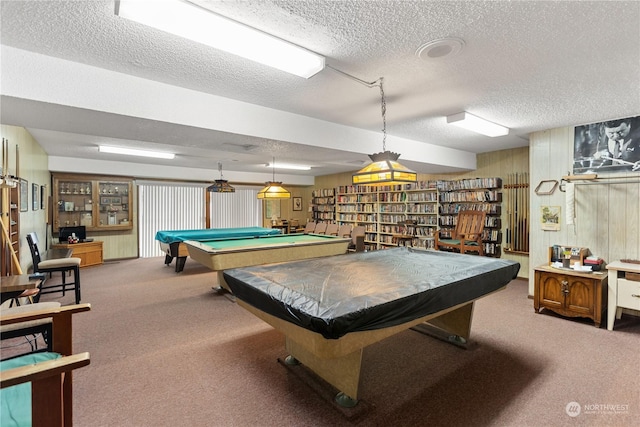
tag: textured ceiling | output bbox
[1,0,639,179]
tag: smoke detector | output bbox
[416,37,465,60]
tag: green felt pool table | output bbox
[185,234,351,289]
[155,227,280,272]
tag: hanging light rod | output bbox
[327,73,416,185]
[447,112,509,137]
[325,66,417,185]
[115,0,325,78]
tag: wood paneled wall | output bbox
[530,127,640,296]
[315,146,530,278]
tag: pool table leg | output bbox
[175,256,187,273]
[424,301,474,342]
[285,337,363,406]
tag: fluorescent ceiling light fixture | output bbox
[99,145,175,159]
[115,0,325,78]
[446,112,509,137]
[265,162,311,171]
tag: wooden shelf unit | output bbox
[1,184,20,275]
[311,188,335,223]
[548,245,589,266]
[52,173,133,233]
[335,181,439,251]
[437,178,503,257]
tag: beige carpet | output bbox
[26,257,640,426]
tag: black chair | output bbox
[26,233,82,304]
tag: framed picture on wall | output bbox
[573,114,640,175]
[541,206,560,231]
[19,179,28,212]
[40,185,46,210]
[32,183,39,210]
[293,197,302,211]
[265,200,281,219]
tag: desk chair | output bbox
[435,210,486,256]
[392,220,417,247]
[26,233,82,304]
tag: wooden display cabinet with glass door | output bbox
[96,180,131,229]
[54,178,94,231]
[52,174,133,232]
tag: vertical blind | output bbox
[138,183,206,258]
[209,187,262,228]
[138,182,262,258]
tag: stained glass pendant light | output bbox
[352,78,417,185]
[257,157,291,199]
[207,162,235,193]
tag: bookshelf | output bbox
[311,188,336,223]
[335,181,439,250]
[0,184,20,275]
[335,185,378,251]
[437,178,503,257]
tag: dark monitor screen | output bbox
[59,226,86,242]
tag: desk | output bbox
[155,227,280,272]
[607,260,640,330]
[186,234,351,289]
[51,241,103,267]
[0,275,43,304]
[223,248,519,405]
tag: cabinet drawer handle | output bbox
[632,294,640,298]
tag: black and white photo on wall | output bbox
[19,178,28,212]
[32,183,39,210]
[573,115,640,174]
[40,185,46,210]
